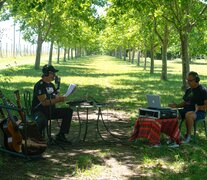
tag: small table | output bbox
[67,101,108,142]
[130,117,181,145]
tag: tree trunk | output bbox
[161,44,167,80]
[160,23,169,81]
[132,48,135,64]
[63,48,66,62]
[180,32,190,90]
[71,48,74,59]
[149,32,155,74]
[57,45,60,64]
[115,49,117,58]
[124,48,126,61]
[120,46,122,59]
[144,50,147,70]
[75,47,77,58]
[13,22,16,58]
[129,49,131,62]
[34,34,43,70]
[48,41,53,65]
[79,46,82,57]
[137,50,141,66]
[150,45,154,74]
[67,48,70,60]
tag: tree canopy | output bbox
[1,0,207,89]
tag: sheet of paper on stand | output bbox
[63,84,77,97]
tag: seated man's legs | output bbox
[179,109,196,135]
[51,107,73,141]
[33,108,73,142]
[32,111,48,137]
[185,111,196,137]
[183,111,205,143]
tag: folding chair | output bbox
[23,90,32,119]
[23,90,61,142]
[23,90,46,137]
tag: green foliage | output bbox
[0,0,5,11]
[0,64,14,85]
[0,0,107,68]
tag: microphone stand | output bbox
[47,93,64,150]
[55,76,61,95]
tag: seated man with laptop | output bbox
[168,71,207,144]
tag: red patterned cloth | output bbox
[130,117,180,145]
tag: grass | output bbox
[0,55,207,179]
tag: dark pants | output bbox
[33,107,73,135]
[179,109,205,121]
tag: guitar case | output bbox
[0,118,12,150]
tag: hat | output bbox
[42,65,59,75]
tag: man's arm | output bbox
[196,87,207,111]
[196,99,207,111]
[37,94,66,106]
[168,101,185,108]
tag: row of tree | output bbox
[100,0,207,89]
[0,0,107,69]
[1,0,207,89]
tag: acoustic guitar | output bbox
[0,106,6,148]
[0,90,22,152]
[14,90,47,155]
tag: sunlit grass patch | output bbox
[141,155,185,174]
[74,154,105,178]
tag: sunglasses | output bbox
[186,78,195,82]
[49,71,56,75]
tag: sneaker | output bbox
[168,142,180,148]
[166,139,174,145]
[55,134,72,144]
[182,135,191,144]
[152,144,161,148]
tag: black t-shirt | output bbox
[31,79,57,114]
[183,84,207,111]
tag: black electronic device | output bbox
[139,108,178,119]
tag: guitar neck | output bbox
[0,107,5,119]
[5,102,17,127]
[14,90,25,121]
[0,91,18,128]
